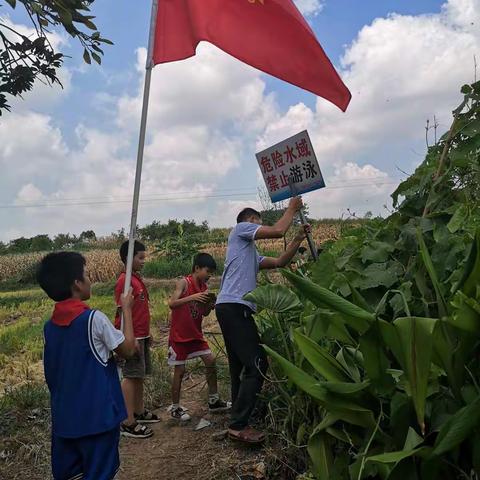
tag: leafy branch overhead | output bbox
[0,0,113,114]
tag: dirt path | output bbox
[117,383,265,480]
[117,318,265,480]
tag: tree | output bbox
[8,236,31,253]
[0,0,112,115]
[30,233,53,251]
[79,229,96,242]
[53,232,77,249]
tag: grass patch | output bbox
[144,257,224,279]
[0,318,45,359]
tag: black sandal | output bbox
[120,422,153,438]
[135,410,161,424]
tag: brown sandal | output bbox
[228,427,265,444]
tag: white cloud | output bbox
[1,0,479,240]
[294,0,325,16]
[258,0,480,217]
[15,184,44,204]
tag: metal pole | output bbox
[121,0,159,330]
[288,177,318,261]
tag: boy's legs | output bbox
[121,377,143,425]
[201,353,218,396]
[120,339,156,436]
[51,434,83,480]
[52,428,120,480]
[79,426,121,480]
[171,364,186,405]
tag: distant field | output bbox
[0,223,341,284]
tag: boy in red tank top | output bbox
[167,253,230,421]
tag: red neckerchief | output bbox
[51,299,90,327]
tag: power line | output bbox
[0,179,402,210]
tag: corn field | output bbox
[0,224,341,284]
[0,250,122,284]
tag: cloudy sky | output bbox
[0,0,478,242]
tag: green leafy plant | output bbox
[253,82,480,479]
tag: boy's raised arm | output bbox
[114,288,137,358]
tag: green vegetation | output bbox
[250,82,480,479]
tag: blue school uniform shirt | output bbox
[43,309,127,438]
[216,222,265,311]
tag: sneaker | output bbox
[166,404,189,413]
[209,399,231,413]
[135,410,161,424]
[170,406,191,422]
[120,422,153,439]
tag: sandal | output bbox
[135,410,161,424]
[228,427,265,445]
[120,422,153,439]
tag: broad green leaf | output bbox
[455,228,480,297]
[404,427,424,450]
[312,413,339,434]
[308,432,332,479]
[349,282,375,313]
[449,290,480,334]
[447,205,468,233]
[264,345,370,415]
[432,395,480,456]
[367,447,430,464]
[359,262,401,290]
[336,347,362,382]
[244,284,302,313]
[282,270,374,328]
[294,330,350,382]
[393,317,438,433]
[361,241,395,263]
[416,228,447,317]
[360,324,394,392]
[321,380,370,395]
[325,427,352,444]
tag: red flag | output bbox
[152,0,351,111]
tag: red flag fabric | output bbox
[152,0,351,111]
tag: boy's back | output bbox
[37,251,137,479]
[44,307,126,438]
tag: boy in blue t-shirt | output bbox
[38,252,137,480]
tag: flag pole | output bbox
[121,0,159,330]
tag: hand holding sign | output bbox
[256,130,325,203]
[288,196,303,213]
[256,130,325,261]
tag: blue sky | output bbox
[0,0,477,241]
[7,0,446,130]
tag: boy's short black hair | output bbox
[37,252,86,302]
[192,253,217,272]
[119,240,146,264]
[237,208,261,224]
[298,247,307,254]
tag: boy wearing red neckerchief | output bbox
[167,253,230,421]
[39,252,136,480]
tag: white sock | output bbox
[209,393,220,404]
[172,403,179,409]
